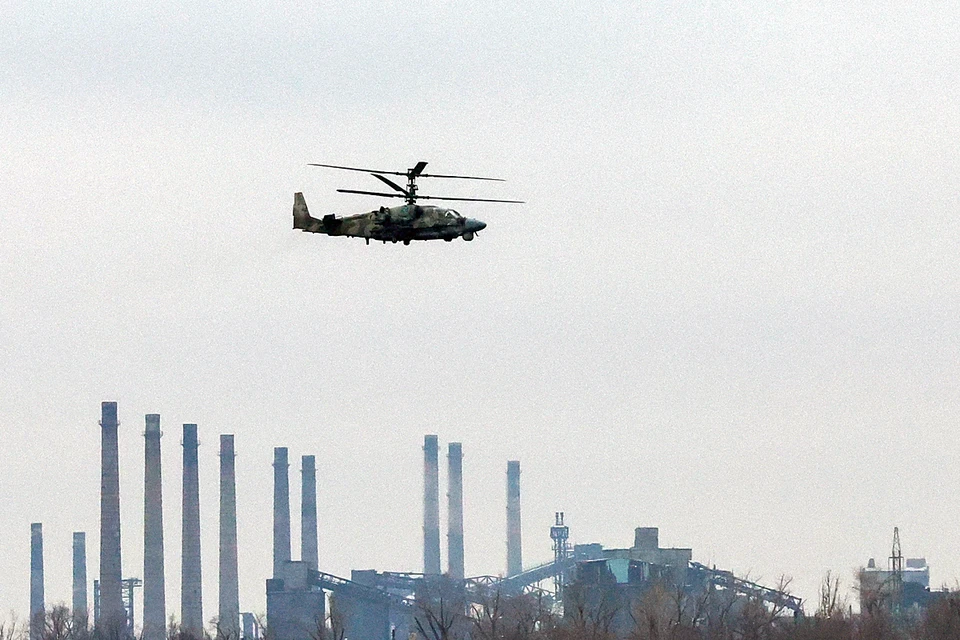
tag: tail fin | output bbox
[293,192,318,231]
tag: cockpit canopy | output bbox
[443,209,463,220]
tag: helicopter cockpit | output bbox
[443,209,463,220]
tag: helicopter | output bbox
[293,161,522,245]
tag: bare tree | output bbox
[415,595,464,640]
[562,582,620,640]
[697,583,739,640]
[625,581,707,640]
[91,615,128,640]
[469,588,504,640]
[0,613,27,640]
[41,606,75,640]
[816,572,846,620]
[916,595,960,640]
[306,595,345,640]
[501,591,551,640]
[211,616,241,640]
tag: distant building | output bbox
[862,556,930,589]
[564,526,802,635]
[266,562,325,640]
[859,556,947,612]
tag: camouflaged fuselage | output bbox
[293,193,486,243]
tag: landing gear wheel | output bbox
[403,239,411,245]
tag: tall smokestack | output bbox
[143,414,166,640]
[72,532,87,623]
[98,401,124,627]
[301,455,318,572]
[219,435,240,639]
[30,523,44,640]
[423,435,441,575]
[181,424,203,637]
[273,447,290,578]
[506,460,522,577]
[447,443,464,580]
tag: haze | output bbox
[2,1,959,619]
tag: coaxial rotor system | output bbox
[309,161,524,206]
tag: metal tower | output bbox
[122,578,143,634]
[889,527,903,614]
[93,578,141,632]
[550,512,569,599]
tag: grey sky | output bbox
[3,0,960,620]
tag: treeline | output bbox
[10,581,960,640]
[0,608,224,640]
[413,578,960,640]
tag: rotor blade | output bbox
[371,173,409,195]
[310,163,408,176]
[336,189,406,198]
[416,195,524,203]
[419,173,505,182]
[310,162,507,181]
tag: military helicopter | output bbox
[293,161,522,245]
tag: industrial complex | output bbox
[23,402,948,639]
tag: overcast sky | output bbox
[3,0,960,623]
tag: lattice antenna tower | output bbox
[550,512,570,599]
[889,527,903,614]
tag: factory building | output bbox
[265,436,478,640]
[266,450,325,640]
[860,556,930,594]
[858,532,947,613]
[565,527,802,635]
[33,403,817,639]
[578,527,694,587]
[860,557,937,612]
[563,527,693,634]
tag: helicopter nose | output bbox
[464,218,486,233]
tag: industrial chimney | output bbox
[72,532,87,624]
[30,523,44,640]
[301,455,318,572]
[181,424,203,637]
[143,414,166,640]
[447,443,464,580]
[423,435,441,575]
[273,447,291,578]
[506,460,522,577]
[98,401,124,627]
[219,435,240,639]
